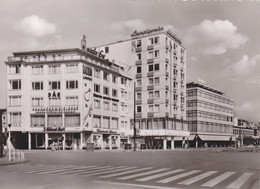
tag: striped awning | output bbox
[199,135,231,141]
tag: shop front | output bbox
[92,129,120,150]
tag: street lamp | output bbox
[133,82,136,151]
[8,124,11,161]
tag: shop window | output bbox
[65,115,80,127]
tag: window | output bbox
[9,64,21,74]
[66,80,78,89]
[93,115,101,128]
[148,64,160,72]
[148,36,160,45]
[82,65,92,76]
[112,89,118,97]
[103,101,110,110]
[137,79,142,87]
[148,77,160,85]
[48,115,62,127]
[112,103,118,111]
[137,106,142,113]
[32,82,43,90]
[31,116,45,127]
[94,99,101,109]
[9,80,21,90]
[66,64,78,73]
[32,65,43,75]
[94,84,100,93]
[94,68,101,78]
[136,92,141,100]
[103,117,110,128]
[66,96,78,106]
[111,118,118,129]
[32,97,44,107]
[103,71,109,81]
[112,75,117,83]
[9,96,21,106]
[148,91,160,99]
[105,46,109,53]
[173,94,178,101]
[65,115,80,127]
[173,81,178,88]
[10,112,21,127]
[49,97,61,106]
[121,78,127,85]
[148,104,160,112]
[137,53,142,60]
[154,50,159,58]
[121,90,128,99]
[103,86,109,96]
[49,65,61,74]
[154,91,160,98]
[137,40,142,47]
[137,66,142,73]
[49,81,60,90]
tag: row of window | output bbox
[8,64,79,75]
[94,99,128,112]
[187,100,233,114]
[31,115,80,127]
[187,110,233,122]
[189,121,232,133]
[134,118,188,131]
[93,116,118,129]
[187,89,233,105]
[94,84,128,99]
[233,128,254,136]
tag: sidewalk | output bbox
[0,150,28,166]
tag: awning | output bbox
[199,135,231,141]
[186,135,195,141]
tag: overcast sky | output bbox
[0,0,259,122]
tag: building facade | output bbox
[96,27,189,149]
[186,81,234,148]
[5,47,132,150]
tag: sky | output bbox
[0,0,259,122]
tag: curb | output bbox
[0,159,29,166]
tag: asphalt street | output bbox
[0,149,259,189]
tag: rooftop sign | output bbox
[131,26,164,37]
[166,30,182,45]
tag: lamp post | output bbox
[133,82,136,151]
[8,124,11,161]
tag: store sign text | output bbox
[44,127,65,132]
[131,26,164,37]
[32,106,78,114]
[87,48,105,59]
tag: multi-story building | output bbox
[186,81,234,148]
[96,27,189,149]
[5,45,132,150]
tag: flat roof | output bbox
[186,82,224,95]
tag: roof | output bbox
[186,82,224,95]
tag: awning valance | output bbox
[199,135,231,141]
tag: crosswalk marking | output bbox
[118,168,169,180]
[136,169,185,182]
[157,170,201,183]
[99,167,153,179]
[226,172,254,189]
[201,171,236,187]
[178,171,218,185]
[78,166,127,175]
[84,166,137,176]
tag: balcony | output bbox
[165,44,169,50]
[165,71,169,77]
[147,72,154,77]
[147,112,154,117]
[165,99,169,104]
[135,60,142,65]
[135,86,142,91]
[165,85,169,90]
[136,100,142,105]
[165,58,169,63]
[135,47,142,53]
[147,85,154,90]
[135,73,142,78]
[147,45,154,50]
[147,99,154,104]
[147,58,154,64]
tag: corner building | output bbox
[186,82,234,148]
[96,27,189,149]
[5,48,132,150]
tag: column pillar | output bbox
[80,132,83,150]
[163,137,167,150]
[28,132,31,150]
[196,140,198,148]
[171,137,175,149]
[45,133,48,150]
[62,133,66,150]
[109,135,112,150]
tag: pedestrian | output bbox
[51,142,55,151]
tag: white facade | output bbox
[5,48,132,150]
[96,27,189,149]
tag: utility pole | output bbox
[133,82,136,151]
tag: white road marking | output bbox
[136,169,185,182]
[85,166,136,176]
[178,171,218,185]
[99,167,153,178]
[227,172,254,189]
[157,170,201,183]
[118,168,169,180]
[78,166,127,175]
[201,171,236,187]
[93,180,184,189]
